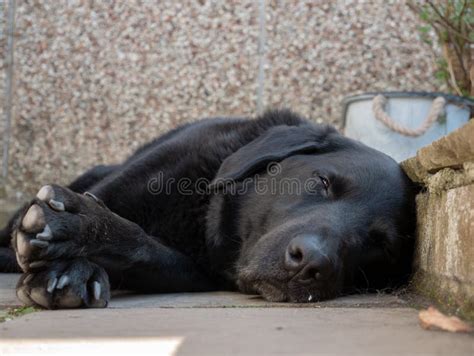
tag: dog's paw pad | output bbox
[29,287,50,307]
[36,185,55,201]
[16,231,33,257]
[56,290,83,308]
[16,286,35,306]
[21,204,45,232]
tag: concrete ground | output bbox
[0,273,472,355]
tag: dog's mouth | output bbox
[236,276,342,303]
[235,230,345,303]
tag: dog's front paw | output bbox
[12,184,106,272]
[16,258,110,309]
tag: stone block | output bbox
[412,184,474,320]
[417,120,474,172]
[401,119,474,320]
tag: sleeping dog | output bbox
[0,109,416,308]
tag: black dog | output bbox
[0,110,416,308]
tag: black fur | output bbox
[0,110,416,308]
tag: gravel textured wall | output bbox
[1,0,442,197]
[0,1,8,183]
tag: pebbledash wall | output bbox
[1,0,443,197]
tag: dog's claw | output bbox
[57,275,70,289]
[30,239,49,248]
[84,191,100,202]
[48,199,65,212]
[36,225,53,241]
[47,277,58,293]
[93,281,101,300]
[29,261,47,269]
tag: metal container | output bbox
[343,91,473,162]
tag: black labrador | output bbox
[0,109,416,308]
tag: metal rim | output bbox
[341,91,474,127]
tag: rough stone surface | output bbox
[0,1,443,197]
[402,160,474,193]
[0,2,6,162]
[0,273,18,308]
[1,307,473,355]
[417,120,474,172]
[425,163,474,195]
[413,184,474,320]
[401,121,474,321]
[400,156,428,183]
[264,1,440,121]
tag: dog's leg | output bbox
[0,165,118,273]
[67,164,119,193]
[12,184,214,297]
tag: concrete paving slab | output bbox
[1,273,472,355]
[0,274,20,307]
[1,273,406,309]
[1,307,472,355]
[110,290,406,309]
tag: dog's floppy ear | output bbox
[210,124,338,188]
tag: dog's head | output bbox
[207,121,417,302]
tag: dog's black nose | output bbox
[285,235,333,283]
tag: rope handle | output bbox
[372,94,446,137]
